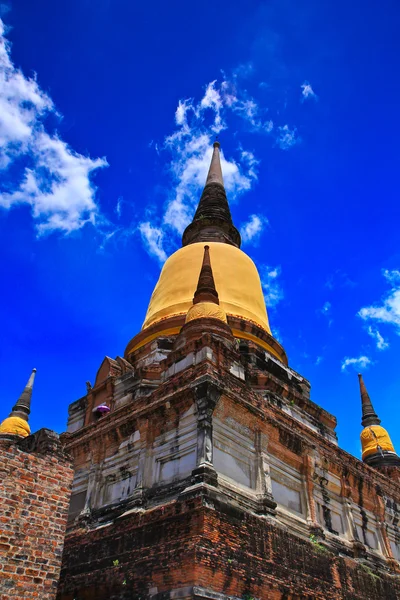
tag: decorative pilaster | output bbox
[133,419,150,504]
[255,432,276,515]
[340,472,368,557]
[340,472,358,542]
[303,451,319,529]
[191,379,221,486]
[373,485,399,570]
[80,462,101,519]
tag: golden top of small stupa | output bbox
[185,245,227,325]
[0,369,36,438]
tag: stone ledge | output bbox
[150,586,243,600]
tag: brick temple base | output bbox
[57,487,400,600]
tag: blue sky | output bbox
[1,0,400,459]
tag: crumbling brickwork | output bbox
[0,429,73,600]
[58,495,400,600]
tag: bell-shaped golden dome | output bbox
[185,301,228,324]
[143,241,271,333]
[0,416,31,437]
[361,425,395,460]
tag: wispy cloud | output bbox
[321,301,331,315]
[139,222,167,264]
[140,74,301,262]
[325,269,356,290]
[358,269,400,333]
[301,81,317,102]
[240,213,268,244]
[0,19,107,234]
[115,197,123,219]
[318,301,333,326]
[341,356,372,372]
[260,265,283,308]
[0,4,10,17]
[139,79,265,259]
[276,124,299,150]
[200,81,225,133]
[367,326,389,351]
[272,326,283,344]
[163,130,257,236]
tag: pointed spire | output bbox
[184,245,228,326]
[182,142,241,248]
[10,368,36,421]
[193,245,219,305]
[358,373,381,427]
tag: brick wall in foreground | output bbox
[57,493,400,600]
[0,429,73,600]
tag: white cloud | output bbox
[240,149,259,180]
[222,80,273,133]
[272,327,283,344]
[277,124,299,150]
[321,301,331,314]
[367,326,389,351]
[200,81,225,133]
[175,99,191,126]
[115,197,123,219]
[160,83,261,237]
[0,18,107,234]
[325,270,355,290]
[260,265,283,308]
[319,301,333,326]
[163,134,257,235]
[264,120,274,133]
[141,75,300,262]
[341,356,372,372]
[385,269,400,284]
[359,269,400,333]
[240,213,268,244]
[301,81,317,101]
[138,222,167,264]
[0,20,52,168]
[315,356,323,366]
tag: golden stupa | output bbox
[126,142,285,363]
[0,368,36,437]
[358,373,399,467]
[184,244,228,325]
[144,241,269,331]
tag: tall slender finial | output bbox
[193,245,219,305]
[182,141,241,248]
[0,369,36,437]
[358,373,381,427]
[205,141,224,187]
[12,368,36,420]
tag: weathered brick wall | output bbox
[198,496,400,600]
[0,429,73,600]
[57,494,400,600]
[58,497,203,600]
